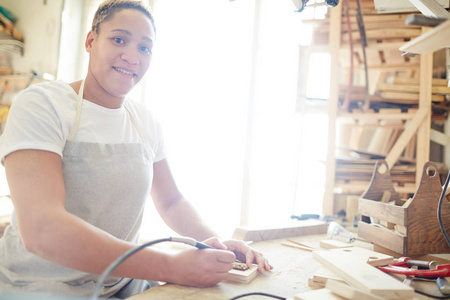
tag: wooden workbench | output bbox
[127,235,327,300]
[127,233,450,300]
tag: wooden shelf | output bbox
[339,111,417,121]
[0,31,23,56]
[399,19,450,54]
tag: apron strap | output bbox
[124,101,147,144]
[67,79,85,142]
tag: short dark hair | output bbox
[91,0,155,34]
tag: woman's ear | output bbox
[85,31,96,53]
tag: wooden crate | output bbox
[358,160,450,255]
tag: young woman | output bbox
[0,0,272,298]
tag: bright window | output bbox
[57,0,331,239]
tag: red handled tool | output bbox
[378,257,450,278]
[378,257,450,295]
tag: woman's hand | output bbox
[221,239,273,274]
[167,240,235,287]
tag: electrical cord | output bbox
[228,292,286,300]
[438,171,450,248]
[90,236,213,300]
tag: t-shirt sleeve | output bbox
[0,86,66,164]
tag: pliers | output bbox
[378,257,450,295]
[378,257,450,278]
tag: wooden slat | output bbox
[388,77,449,86]
[377,82,450,94]
[374,0,449,14]
[416,30,433,185]
[323,1,342,215]
[342,28,422,42]
[408,0,450,18]
[399,19,450,54]
[312,248,414,299]
[359,198,407,225]
[385,107,428,168]
[379,91,445,102]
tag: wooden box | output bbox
[358,160,450,255]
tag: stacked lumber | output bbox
[335,158,416,185]
[307,0,449,197]
[310,0,422,69]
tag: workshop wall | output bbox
[0,0,63,77]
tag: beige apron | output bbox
[0,80,154,298]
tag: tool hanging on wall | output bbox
[291,0,340,13]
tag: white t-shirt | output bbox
[0,80,165,163]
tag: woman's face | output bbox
[85,9,155,102]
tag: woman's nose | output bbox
[120,50,139,65]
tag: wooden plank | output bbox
[358,221,407,254]
[323,0,342,215]
[430,128,450,146]
[385,107,428,168]
[377,82,450,94]
[331,247,394,267]
[326,279,386,300]
[342,28,422,42]
[374,0,448,13]
[319,239,353,250]
[232,220,328,242]
[312,266,346,285]
[379,91,444,102]
[339,111,416,120]
[416,36,433,185]
[359,198,407,225]
[281,242,315,252]
[399,19,450,54]
[408,0,450,18]
[312,248,414,299]
[388,77,449,86]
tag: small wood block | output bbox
[307,276,324,288]
[226,265,258,284]
[319,239,353,249]
[312,266,345,285]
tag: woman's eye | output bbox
[113,37,125,44]
[140,46,151,54]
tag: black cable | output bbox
[91,236,213,300]
[355,0,369,111]
[437,171,450,248]
[91,238,170,300]
[228,292,287,300]
[414,288,450,299]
